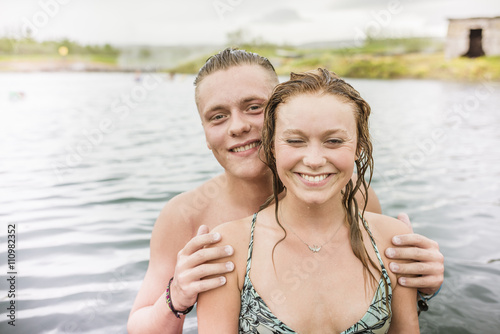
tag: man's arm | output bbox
[364,182,382,214]
[352,173,382,214]
[386,213,444,295]
[127,195,234,334]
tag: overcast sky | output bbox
[1,0,499,46]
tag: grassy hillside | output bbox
[0,37,120,70]
[1,37,498,81]
[168,38,500,81]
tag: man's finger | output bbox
[183,245,234,268]
[397,212,413,232]
[385,246,440,262]
[187,261,235,282]
[397,275,443,291]
[197,224,210,236]
[192,276,228,294]
[181,232,222,256]
[391,233,439,249]
[388,260,442,276]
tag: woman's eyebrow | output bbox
[282,128,348,136]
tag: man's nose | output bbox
[228,113,251,137]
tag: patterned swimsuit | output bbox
[239,213,392,334]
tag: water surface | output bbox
[0,73,499,333]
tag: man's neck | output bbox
[223,171,273,213]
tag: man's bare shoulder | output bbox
[156,175,228,229]
[148,176,228,258]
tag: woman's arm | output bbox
[388,283,419,333]
[197,270,241,333]
[366,212,420,333]
[197,222,249,333]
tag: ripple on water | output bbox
[1,74,499,333]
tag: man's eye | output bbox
[211,114,225,121]
[248,105,263,112]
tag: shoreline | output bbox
[0,56,121,72]
[1,53,499,81]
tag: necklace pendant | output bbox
[308,245,321,253]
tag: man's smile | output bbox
[230,141,261,153]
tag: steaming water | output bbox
[0,72,499,333]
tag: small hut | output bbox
[445,16,500,58]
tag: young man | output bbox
[127,49,444,334]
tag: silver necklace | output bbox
[280,208,344,253]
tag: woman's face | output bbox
[274,93,358,206]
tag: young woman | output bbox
[197,69,419,333]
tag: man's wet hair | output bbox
[194,48,278,105]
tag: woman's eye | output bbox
[286,139,303,144]
[327,139,343,144]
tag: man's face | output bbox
[197,65,277,180]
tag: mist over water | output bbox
[0,73,499,333]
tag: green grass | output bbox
[169,49,500,81]
[166,56,208,74]
[166,37,499,81]
[165,44,281,74]
[1,37,498,81]
[89,54,118,65]
[0,37,120,69]
[0,53,118,65]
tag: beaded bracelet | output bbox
[166,277,194,318]
[417,284,442,315]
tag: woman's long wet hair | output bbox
[260,68,390,308]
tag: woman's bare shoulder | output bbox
[362,211,412,244]
[213,215,254,237]
[211,215,255,258]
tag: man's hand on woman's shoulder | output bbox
[385,213,444,295]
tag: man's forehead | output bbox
[197,66,276,109]
[202,65,275,87]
